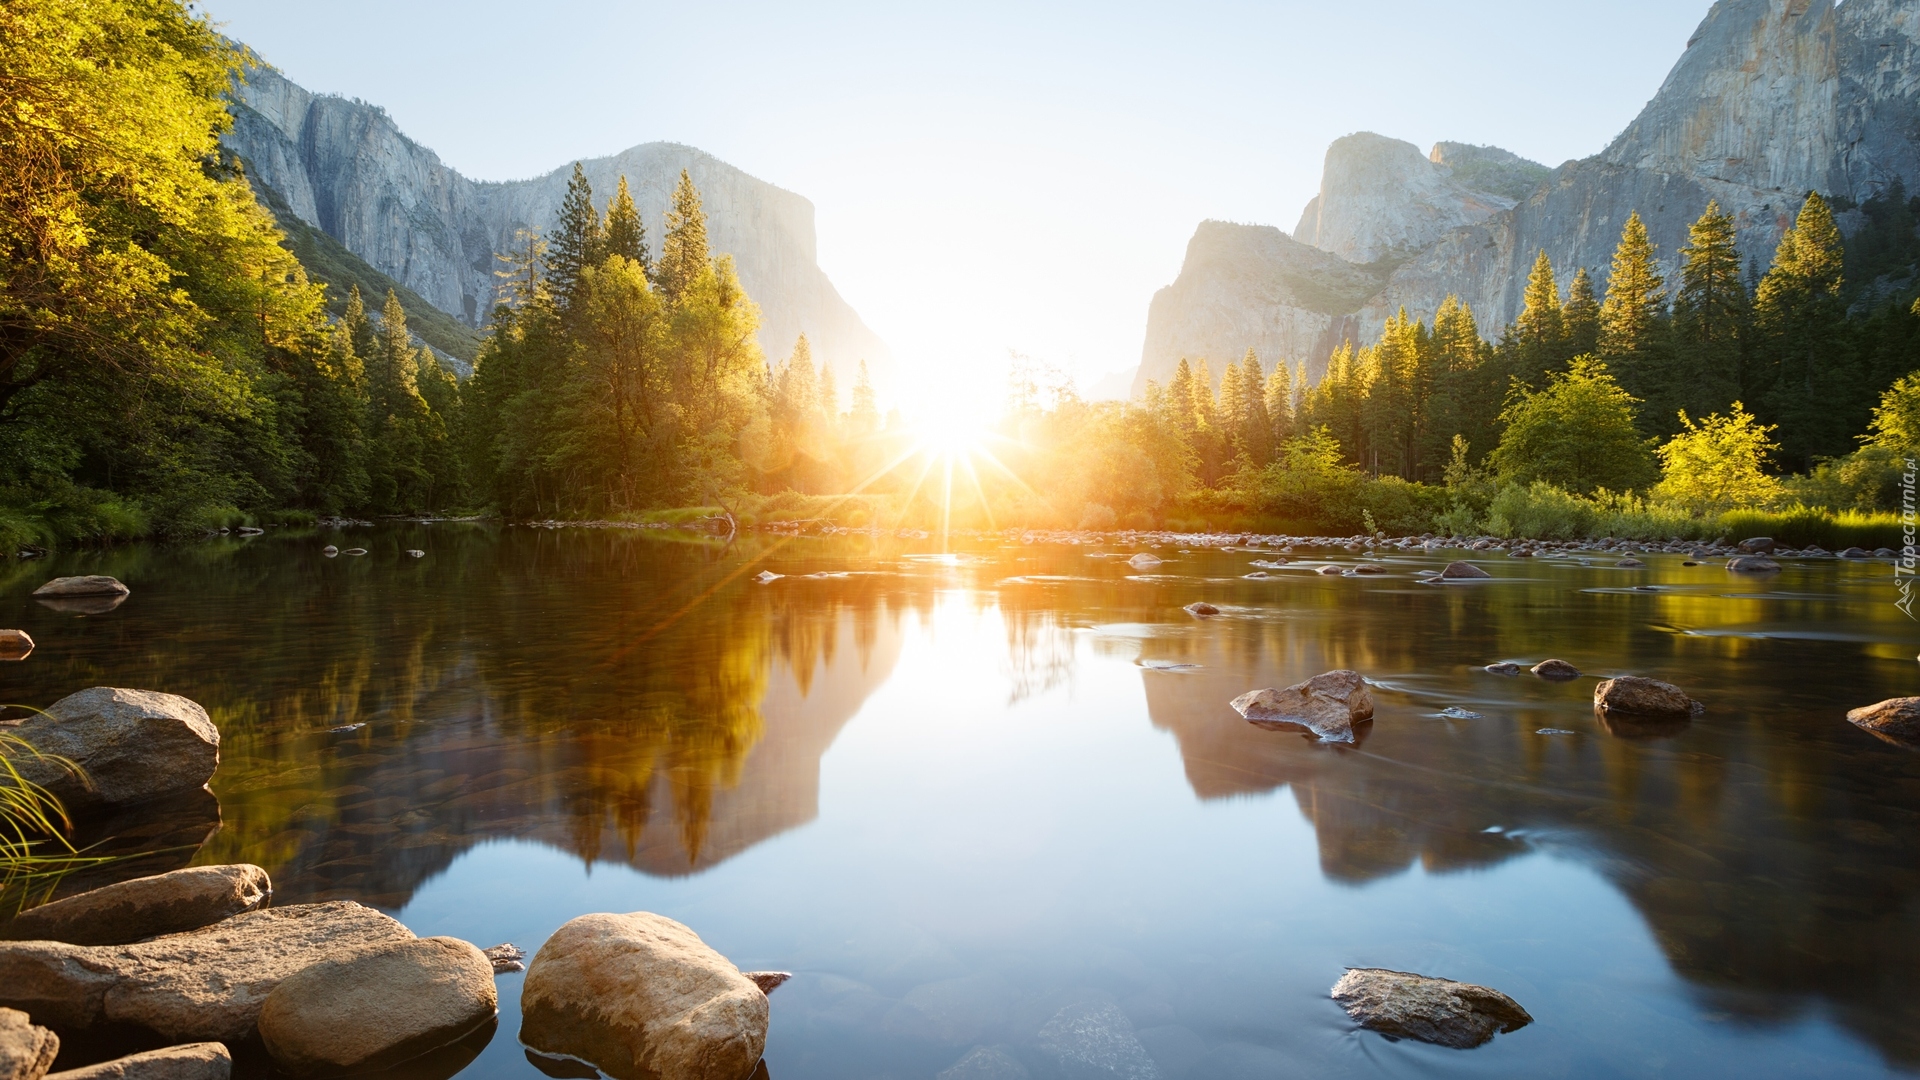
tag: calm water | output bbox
[4,526,1920,1079]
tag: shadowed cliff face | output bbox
[225,64,889,380]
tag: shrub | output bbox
[1485,481,1597,540]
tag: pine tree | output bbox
[1673,200,1747,410]
[1238,350,1274,464]
[494,228,548,309]
[1562,268,1600,358]
[1598,211,1666,361]
[850,360,880,436]
[344,285,377,365]
[656,169,710,305]
[1755,192,1849,464]
[602,175,649,272]
[1509,250,1565,377]
[818,363,840,424]
[1264,357,1294,447]
[546,163,602,314]
[369,289,421,417]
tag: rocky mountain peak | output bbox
[1292,132,1517,265]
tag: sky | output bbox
[201,0,1717,413]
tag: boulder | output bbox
[31,577,128,599]
[6,688,218,810]
[42,1044,229,1080]
[1,864,269,946]
[1846,698,1920,745]
[0,901,414,1042]
[1615,558,1645,568]
[1182,602,1219,617]
[1531,659,1580,681]
[1349,564,1387,574]
[0,1008,58,1080]
[1439,561,1490,580]
[259,937,496,1076]
[1330,968,1531,1049]
[1737,537,1775,553]
[520,912,767,1080]
[1126,553,1162,569]
[1315,565,1343,576]
[1036,1002,1158,1080]
[1593,677,1698,719]
[1726,555,1781,573]
[1483,662,1520,676]
[0,631,31,660]
[1230,670,1374,743]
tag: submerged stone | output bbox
[1531,659,1580,681]
[1330,968,1531,1049]
[1231,670,1373,743]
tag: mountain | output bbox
[1139,0,1920,394]
[225,63,888,377]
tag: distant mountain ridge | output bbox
[1138,0,1920,395]
[225,63,888,377]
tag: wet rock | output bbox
[520,911,767,1080]
[1036,1001,1159,1080]
[0,1008,58,1080]
[1615,558,1645,568]
[1439,561,1490,580]
[405,549,426,558]
[937,1045,1030,1080]
[1230,670,1374,743]
[1874,547,1897,557]
[260,937,497,1077]
[1483,662,1520,676]
[744,972,791,995]
[1126,553,1163,569]
[342,548,368,557]
[0,901,414,1042]
[482,943,526,974]
[1737,537,1774,554]
[0,864,270,946]
[43,1043,229,1080]
[1330,968,1532,1049]
[1530,659,1580,680]
[1593,676,1698,719]
[7,688,218,810]
[1315,565,1343,576]
[1846,698,1920,745]
[0,631,31,660]
[753,571,781,583]
[1182,602,1219,617]
[1726,555,1781,573]
[1348,564,1387,574]
[321,546,338,558]
[31,577,129,599]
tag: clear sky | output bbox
[200,0,1716,411]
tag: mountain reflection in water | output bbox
[2,529,1918,1076]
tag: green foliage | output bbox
[1717,506,1902,550]
[1652,403,1783,513]
[1490,358,1657,493]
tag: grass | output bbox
[0,727,113,913]
[1718,506,1904,550]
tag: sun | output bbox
[912,411,991,459]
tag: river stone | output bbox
[1036,1001,1159,1080]
[1439,561,1490,579]
[1593,677,1698,719]
[31,577,129,599]
[0,631,30,660]
[1726,555,1780,573]
[260,936,496,1076]
[1330,968,1532,1049]
[42,1044,229,1080]
[520,911,768,1080]
[1615,558,1645,568]
[1126,553,1162,569]
[1484,662,1520,676]
[1,864,269,946]
[743,972,790,995]
[1846,698,1920,744]
[1531,659,1580,681]
[7,688,218,809]
[937,1045,1030,1080]
[1230,670,1373,743]
[482,943,526,973]
[1182,602,1219,617]
[1737,536,1775,553]
[0,901,414,1042]
[0,1008,58,1080]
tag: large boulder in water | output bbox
[41,1043,229,1080]
[0,1008,58,1080]
[259,937,496,1076]
[1231,670,1374,743]
[1330,968,1531,1049]
[1726,555,1780,573]
[31,576,128,599]
[1439,561,1490,580]
[1593,676,1698,719]
[1,865,270,946]
[1846,697,1920,746]
[6,688,218,809]
[520,912,767,1080]
[0,901,415,1042]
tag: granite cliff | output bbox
[1139,0,1920,395]
[225,63,887,376]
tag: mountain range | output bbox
[1137,0,1920,395]
[224,64,888,380]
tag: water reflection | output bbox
[2,534,1918,1071]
